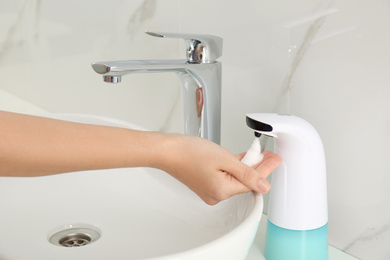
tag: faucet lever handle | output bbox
[145,31,223,64]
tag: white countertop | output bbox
[246,214,359,260]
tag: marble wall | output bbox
[0,0,389,259]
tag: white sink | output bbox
[0,114,264,260]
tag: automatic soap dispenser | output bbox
[246,113,328,260]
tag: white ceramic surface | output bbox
[0,114,264,260]
[0,88,47,115]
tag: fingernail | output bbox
[257,178,270,193]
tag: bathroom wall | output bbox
[0,0,388,259]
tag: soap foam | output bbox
[241,137,264,167]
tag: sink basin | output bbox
[0,114,263,260]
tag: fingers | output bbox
[223,161,269,194]
[221,172,252,197]
[204,173,252,205]
[200,151,282,205]
[225,151,282,194]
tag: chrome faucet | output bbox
[91,31,223,144]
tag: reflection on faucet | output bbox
[91,32,223,144]
[196,88,203,118]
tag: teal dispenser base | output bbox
[264,220,329,260]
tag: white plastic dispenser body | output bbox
[246,113,328,260]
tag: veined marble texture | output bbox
[0,0,389,259]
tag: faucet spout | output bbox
[92,32,223,144]
[92,59,197,76]
[91,59,222,144]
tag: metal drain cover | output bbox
[59,233,92,247]
[49,225,101,247]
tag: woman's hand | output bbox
[154,134,282,205]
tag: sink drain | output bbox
[49,225,101,248]
[59,233,92,247]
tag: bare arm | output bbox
[0,110,281,205]
[0,110,165,175]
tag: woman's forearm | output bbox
[0,111,168,176]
